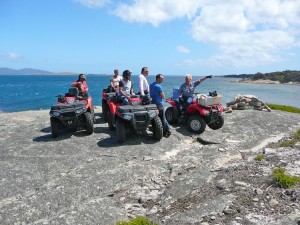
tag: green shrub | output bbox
[116,217,159,225]
[267,104,300,114]
[254,154,266,161]
[279,139,298,147]
[272,167,300,189]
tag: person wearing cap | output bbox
[71,74,89,94]
[118,70,135,105]
[138,67,150,96]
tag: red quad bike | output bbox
[101,85,116,122]
[49,87,95,137]
[106,94,163,143]
[165,90,224,134]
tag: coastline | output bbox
[230,78,300,85]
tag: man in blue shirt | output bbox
[150,74,171,137]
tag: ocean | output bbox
[1,74,299,112]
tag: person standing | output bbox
[110,69,122,91]
[150,74,171,137]
[138,67,150,96]
[71,74,88,94]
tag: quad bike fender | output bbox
[214,104,224,112]
[186,104,207,116]
[166,99,177,108]
[108,101,118,114]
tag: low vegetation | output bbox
[272,167,300,189]
[116,217,159,225]
[222,70,300,83]
[267,104,300,114]
[254,154,266,161]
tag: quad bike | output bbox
[106,93,163,143]
[101,85,116,122]
[49,87,95,137]
[165,90,224,134]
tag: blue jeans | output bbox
[156,103,170,133]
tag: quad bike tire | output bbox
[165,107,179,124]
[84,111,94,134]
[152,115,163,140]
[187,115,206,134]
[107,111,115,130]
[116,119,126,143]
[51,118,61,138]
[91,107,96,123]
[102,99,108,122]
[208,115,224,130]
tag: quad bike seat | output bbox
[66,87,89,100]
[67,87,79,97]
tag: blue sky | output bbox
[1,0,300,76]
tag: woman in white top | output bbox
[110,69,122,91]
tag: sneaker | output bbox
[164,130,171,138]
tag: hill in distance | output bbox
[0,68,76,75]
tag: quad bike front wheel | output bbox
[187,115,206,134]
[208,115,224,130]
[152,115,163,140]
[116,119,126,143]
[50,118,61,138]
[165,107,179,124]
[84,111,94,134]
[91,107,97,123]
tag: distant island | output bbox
[0,68,77,75]
[222,70,300,85]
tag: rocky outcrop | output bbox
[0,108,300,225]
[226,94,272,112]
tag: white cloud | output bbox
[75,0,110,8]
[177,46,190,54]
[113,0,200,27]
[112,0,300,68]
[0,52,23,62]
[190,0,300,68]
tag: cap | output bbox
[79,74,86,80]
[122,70,132,79]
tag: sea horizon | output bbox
[1,74,299,113]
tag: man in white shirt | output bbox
[138,67,150,96]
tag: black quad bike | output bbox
[49,87,95,137]
[106,94,163,143]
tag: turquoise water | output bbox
[0,75,299,112]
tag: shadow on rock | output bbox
[33,129,91,142]
[97,130,161,148]
[40,126,52,133]
[172,124,193,137]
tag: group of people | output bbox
[72,68,211,138]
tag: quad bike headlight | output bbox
[75,108,85,114]
[51,111,60,117]
[148,110,157,118]
[122,114,132,121]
